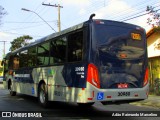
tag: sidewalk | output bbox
[130,95,160,109]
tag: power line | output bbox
[122,8,160,22]
[108,0,153,20]
[120,3,160,21]
[17,0,46,32]
[0,31,43,37]
[22,8,57,32]
[122,12,149,22]
[72,0,158,24]
[23,0,57,31]
[119,3,160,21]
[2,23,48,31]
[2,0,158,35]
[3,20,57,24]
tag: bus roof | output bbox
[4,19,144,59]
[4,21,89,59]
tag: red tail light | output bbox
[143,68,149,87]
[87,64,100,88]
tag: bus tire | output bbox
[9,82,16,96]
[78,102,94,107]
[38,83,49,108]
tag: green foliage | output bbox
[10,35,33,51]
[152,26,160,34]
[0,67,3,71]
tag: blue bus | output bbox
[2,15,149,107]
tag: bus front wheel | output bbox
[8,82,16,96]
[38,83,49,108]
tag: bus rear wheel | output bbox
[38,83,49,108]
[9,82,16,96]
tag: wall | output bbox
[147,32,160,58]
[147,31,160,95]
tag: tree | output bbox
[0,5,7,25]
[10,35,33,51]
[146,6,160,34]
[146,6,160,27]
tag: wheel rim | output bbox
[39,85,46,104]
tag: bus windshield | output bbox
[92,21,147,89]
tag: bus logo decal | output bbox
[97,92,104,100]
[48,69,55,76]
[32,87,35,94]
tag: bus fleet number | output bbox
[118,92,130,96]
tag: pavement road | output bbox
[0,83,159,120]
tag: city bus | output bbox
[2,15,149,107]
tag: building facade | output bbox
[147,28,160,95]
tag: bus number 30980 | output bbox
[118,92,130,96]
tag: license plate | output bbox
[118,92,130,96]
[118,83,128,88]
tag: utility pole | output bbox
[42,3,63,32]
[0,41,7,57]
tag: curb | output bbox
[130,95,160,109]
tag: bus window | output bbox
[68,31,83,62]
[20,50,28,68]
[7,54,20,70]
[3,59,9,71]
[37,42,49,66]
[28,47,37,67]
[13,55,19,70]
[50,37,67,64]
[8,56,14,69]
[92,23,146,89]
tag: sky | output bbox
[0,0,159,60]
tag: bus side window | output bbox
[37,42,50,66]
[28,47,37,67]
[50,37,67,64]
[68,31,83,62]
[7,54,19,70]
[4,59,9,72]
[8,56,14,69]
[19,50,28,68]
[13,55,19,70]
